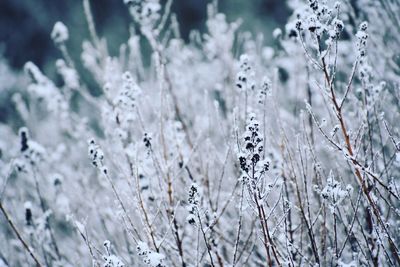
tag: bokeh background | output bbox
[0,0,289,71]
[0,0,290,128]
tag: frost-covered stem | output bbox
[134,172,159,252]
[338,188,363,258]
[294,175,320,264]
[298,139,312,236]
[164,66,193,148]
[253,196,272,267]
[0,202,44,267]
[144,28,193,149]
[339,59,359,110]
[282,200,295,266]
[347,181,377,263]
[306,66,314,145]
[165,171,186,266]
[280,120,320,264]
[83,0,100,47]
[32,169,62,262]
[320,51,400,264]
[73,221,100,267]
[157,68,186,265]
[383,120,400,153]
[215,146,231,211]
[171,215,186,267]
[282,172,295,262]
[232,184,244,266]
[361,80,375,169]
[260,204,281,266]
[298,32,322,70]
[286,150,320,265]
[244,90,248,129]
[309,107,398,200]
[375,113,390,181]
[196,210,215,267]
[333,210,338,264]
[58,44,75,70]
[103,172,140,243]
[0,160,14,202]
[156,0,173,35]
[235,219,255,264]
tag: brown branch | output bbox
[320,53,400,264]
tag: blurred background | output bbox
[0,0,289,71]
[0,0,290,128]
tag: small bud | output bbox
[51,22,69,44]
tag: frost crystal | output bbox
[113,71,141,129]
[24,61,68,115]
[137,241,165,267]
[320,172,352,213]
[51,21,69,44]
[2,1,400,266]
[56,59,79,89]
[102,240,124,267]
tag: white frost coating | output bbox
[56,59,79,89]
[396,152,400,165]
[338,260,357,267]
[24,61,68,115]
[1,0,399,265]
[0,258,7,267]
[24,201,32,210]
[320,172,353,214]
[74,221,85,234]
[103,255,124,267]
[137,241,165,267]
[51,21,69,43]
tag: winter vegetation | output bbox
[1,0,400,266]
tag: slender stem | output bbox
[0,202,43,267]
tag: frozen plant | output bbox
[137,241,165,267]
[0,0,399,266]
